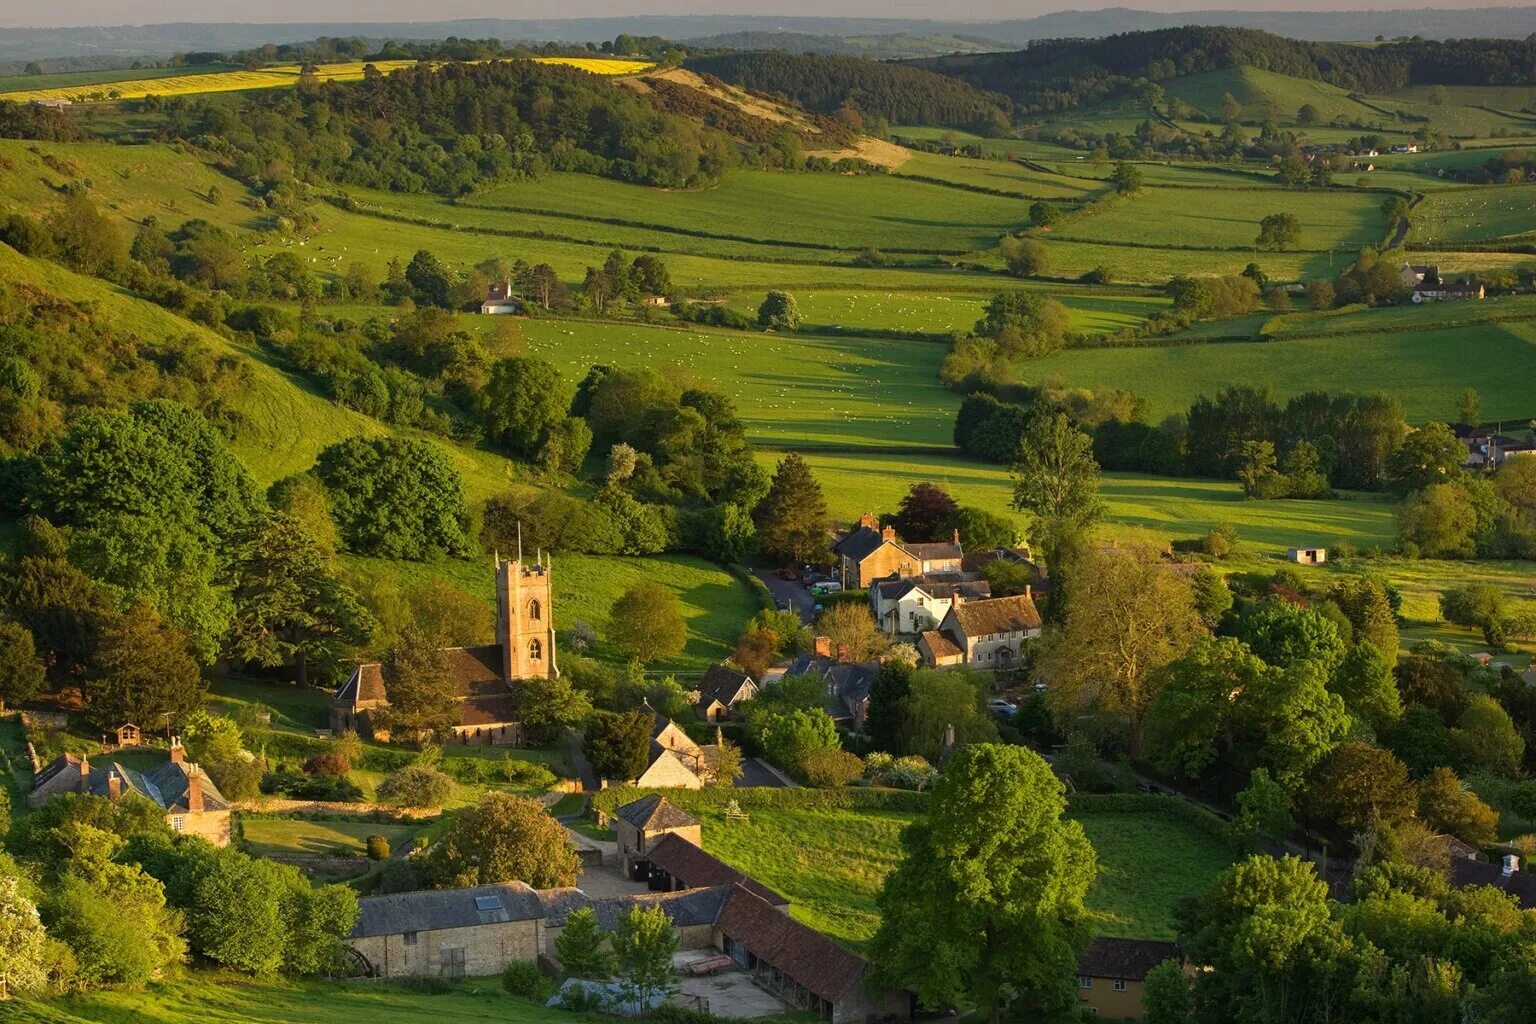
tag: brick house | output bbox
[331,555,555,744]
[832,515,963,590]
[920,592,1042,669]
[1076,937,1182,1019]
[28,740,232,845]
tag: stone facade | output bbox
[351,918,542,979]
[495,556,556,682]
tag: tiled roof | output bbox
[32,753,85,791]
[920,630,963,660]
[1078,937,1181,981]
[615,793,700,832]
[458,693,519,727]
[351,881,546,938]
[714,885,867,1003]
[949,594,1042,637]
[146,761,230,813]
[1449,859,1536,909]
[442,645,506,697]
[335,663,387,705]
[644,833,788,906]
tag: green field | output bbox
[469,169,1029,254]
[721,288,1169,336]
[1051,186,1389,252]
[893,149,1096,199]
[1165,66,1382,126]
[1023,322,1536,422]
[6,978,610,1024]
[1413,185,1536,243]
[240,818,420,857]
[694,800,1232,947]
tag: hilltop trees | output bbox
[871,745,1096,1018]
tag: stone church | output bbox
[330,554,557,745]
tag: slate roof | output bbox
[485,281,513,302]
[644,833,788,906]
[458,694,520,727]
[334,663,388,705]
[903,541,963,562]
[52,757,229,814]
[831,525,886,561]
[442,645,506,697]
[1448,859,1536,909]
[1078,937,1181,981]
[960,547,1034,573]
[872,576,989,603]
[32,752,85,791]
[698,664,754,706]
[826,663,879,706]
[714,885,867,1003]
[949,594,1042,637]
[351,881,546,938]
[146,762,229,813]
[615,794,700,832]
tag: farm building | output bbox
[28,740,232,845]
[1076,937,1183,1020]
[1412,281,1484,302]
[331,555,554,743]
[612,794,703,876]
[346,882,547,979]
[1287,546,1327,564]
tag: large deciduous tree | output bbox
[893,482,959,543]
[425,792,579,890]
[381,624,459,739]
[479,356,573,457]
[607,582,687,665]
[870,745,1096,1020]
[85,600,204,729]
[1010,409,1102,577]
[314,436,470,559]
[1040,544,1203,755]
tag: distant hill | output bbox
[13,9,1536,66]
[681,31,993,60]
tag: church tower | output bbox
[494,552,557,682]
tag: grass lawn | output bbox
[1412,184,1536,243]
[1068,811,1235,940]
[240,818,420,857]
[5,976,610,1024]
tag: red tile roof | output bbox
[644,833,787,907]
[714,885,868,1003]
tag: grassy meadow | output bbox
[240,818,420,857]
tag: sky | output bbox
[5,0,1536,30]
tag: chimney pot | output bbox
[169,737,185,764]
[881,525,895,542]
[953,528,960,544]
[1024,583,1032,599]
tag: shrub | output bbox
[366,834,391,860]
[304,752,351,777]
[375,858,421,894]
[376,764,455,808]
[801,748,864,788]
[502,959,557,1001]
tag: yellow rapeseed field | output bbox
[3,57,653,104]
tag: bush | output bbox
[376,763,455,808]
[801,748,864,788]
[304,752,351,777]
[502,959,557,1001]
[375,858,421,894]
[366,834,391,860]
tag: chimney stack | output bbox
[881,525,896,542]
[814,635,832,658]
[78,755,90,792]
[1503,854,1520,877]
[858,513,878,530]
[169,737,185,764]
[1024,583,1032,600]
[186,765,204,813]
[107,770,121,801]
[953,528,961,544]
[942,723,956,749]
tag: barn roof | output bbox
[714,885,867,1003]
[615,794,700,832]
[644,833,787,907]
[351,882,546,938]
[1078,937,1181,981]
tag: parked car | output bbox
[810,581,843,595]
[775,568,799,581]
[986,698,1017,718]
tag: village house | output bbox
[869,575,991,636]
[1413,280,1484,302]
[693,664,758,722]
[831,514,963,590]
[331,555,555,744]
[28,740,232,845]
[1400,263,1435,289]
[346,881,548,979]
[779,653,881,731]
[1455,425,1536,470]
[1076,937,1182,1020]
[630,707,707,789]
[918,592,1042,669]
[480,281,521,315]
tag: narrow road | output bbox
[753,569,816,624]
[566,729,599,792]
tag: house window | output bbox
[170,816,185,832]
[527,598,542,621]
[529,638,542,661]
[1078,976,1093,989]
[1114,980,1127,992]
[403,931,418,946]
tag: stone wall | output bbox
[351,919,541,979]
